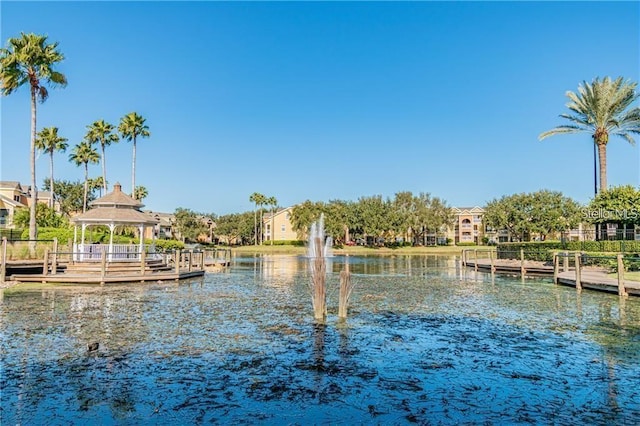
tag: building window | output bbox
[13,195,20,202]
[281,225,285,232]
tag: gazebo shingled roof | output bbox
[71,183,158,225]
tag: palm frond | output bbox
[539,125,583,140]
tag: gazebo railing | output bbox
[73,243,161,262]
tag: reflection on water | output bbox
[2,255,640,424]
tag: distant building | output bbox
[447,206,486,245]
[0,181,59,228]
[262,207,298,242]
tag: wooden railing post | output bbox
[175,250,181,274]
[574,252,582,291]
[462,250,467,266]
[140,250,147,276]
[489,249,495,273]
[188,250,193,272]
[42,248,50,276]
[473,249,478,271]
[520,249,526,276]
[0,237,7,283]
[618,254,627,297]
[100,250,107,285]
[553,251,559,284]
[51,238,58,275]
[563,252,569,272]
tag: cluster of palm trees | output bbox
[67,113,150,212]
[1,32,151,248]
[249,192,278,245]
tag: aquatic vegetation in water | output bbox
[1,255,640,424]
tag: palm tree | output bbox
[69,141,99,212]
[134,185,148,202]
[249,192,266,245]
[88,176,107,197]
[86,120,119,194]
[540,76,640,193]
[118,112,150,199]
[266,196,278,245]
[35,126,68,208]
[1,32,67,248]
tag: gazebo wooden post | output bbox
[108,223,115,262]
[138,224,144,261]
[80,223,87,261]
[73,226,78,261]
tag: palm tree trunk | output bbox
[271,208,274,246]
[131,138,137,199]
[259,208,263,245]
[29,87,38,255]
[101,143,108,194]
[253,207,257,245]
[83,164,89,213]
[49,151,55,209]
[598,142,607,192]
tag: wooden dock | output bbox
[5,249,210,285]
[462,250,640,297]
[556,270,640,296]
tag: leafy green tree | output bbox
[484,190,582,241]
[42,178,94,216]
[587,185,640,227]
[173,208,208,243]
[118,112,150,198]
[86,119,119,194]
[356,195,393,243]
[35,126,68,208]
[325,200,357,244]
[1,32,67,245]
[291,200,325,239]
[215,211,254,245]
[540,77,640,193]
[529,190,582,239]
[13,203,67,228]
[69,141,99,212]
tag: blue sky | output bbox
[2,1,639,215]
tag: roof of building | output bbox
[71,183,157,225]
[0,193,25,207]
[0,181,24,191]
[90,183,143,208]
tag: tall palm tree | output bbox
[86,119,119,194]
[540,76,640,193]
[69,141,99,213]
[249,192,266,245]
[134,185,148,202]
[266,196,277,245]
[35,126,68,208]
[118,112,150,199]
[1,32,67,248]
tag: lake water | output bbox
[1,254,639,425]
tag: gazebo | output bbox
[70,183,159,262]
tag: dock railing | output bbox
[460,247,639,297]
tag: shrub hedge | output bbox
[497,241,640,263]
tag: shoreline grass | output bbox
[230,245,478,256]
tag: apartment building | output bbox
[0,181,58,228]
[262,207,298,242]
